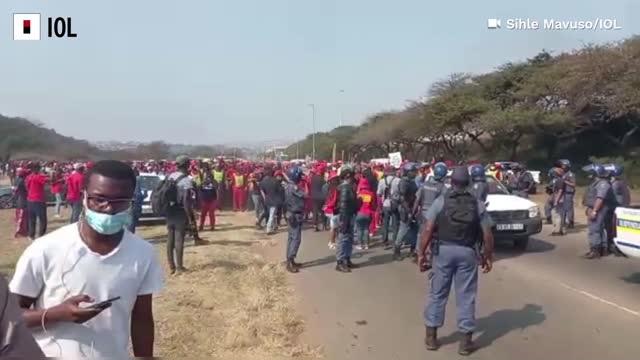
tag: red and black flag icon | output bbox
[23,20,31,34]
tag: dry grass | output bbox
[0,206,320,359]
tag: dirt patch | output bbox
[0,208,320,359]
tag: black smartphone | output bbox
[87,296,121,310]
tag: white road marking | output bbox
[559,282,640,317]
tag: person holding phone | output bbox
[9,160,164,358]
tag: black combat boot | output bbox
[291,258,302,269]
[545,217,552,224]
[424,326,439,351]
[458,332,476,356]
[335,261,351,273]
[393,247,403,261]
[584,248,601,259]
[347,258,360,269]
[286,260,299,273]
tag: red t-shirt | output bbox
[26,173,48,202]
[50,175,64,194]
[357,189,376,216]
[323,187,338,214]
[66,172,84,202]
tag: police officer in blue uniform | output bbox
[560,160,576,228]
[415,162,448,220]
[508,163,535,199]
[544,167,556,224]
[607,164,630,256]
[335,165,359,272]
[469,164,488,203]
[418,167,494,356]
[394,162,420,261]
[284,166,306,273]
[582,164,615,259]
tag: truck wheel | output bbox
[514,237,529,251]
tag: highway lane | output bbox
[270,221,640,360]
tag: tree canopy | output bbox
[287,37,640,166]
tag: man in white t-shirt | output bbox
[10,160,164,358]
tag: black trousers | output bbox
[27,201,47,239]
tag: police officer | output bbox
[394,162,420,261]
[544,167,556,224]
[582,164,615,259]
[418,167,494,356]
[608,164,630,256]
[550,165,566,236]
[415,162,448,220]
[469,164,488,203]
[509,164,534,199]
[335,165,359,272]
[560,160,576,228]
[284,166,306,273]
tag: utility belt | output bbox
[438,240,476,248]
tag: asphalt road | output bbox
[271,221,640,360]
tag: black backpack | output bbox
[151,174,188,216]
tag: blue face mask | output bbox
[84,205,131,235]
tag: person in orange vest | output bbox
[232,164,247,211]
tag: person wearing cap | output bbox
[394,162,420,261]
[66,163,85,224]
[418,166,494,356]
[582,164,616,258]
[166,155,204,274]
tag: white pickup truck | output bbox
[427,174,543,250]
[613,206,640,258]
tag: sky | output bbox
[1,0,639,146]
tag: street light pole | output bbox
[308,104,316,161]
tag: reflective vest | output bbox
[213,170,224,183]
[375,170,384,181]
[234,174,245,187]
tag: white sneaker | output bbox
[355,245,363,250]
[363,244,369,250]
[328,242,336,250]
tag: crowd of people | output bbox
[0,155,633,357]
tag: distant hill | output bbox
[0,114,108,161]
[0,114,251,161]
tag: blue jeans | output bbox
[425,245,478,333]
[355,213,371,247]
[266,206,277,233]
[27,201,47,239]
[336,216,354,262]
[396,217,418,251]
[69,200,82,224]
[251,194,264,222]
[286,213,303,260]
